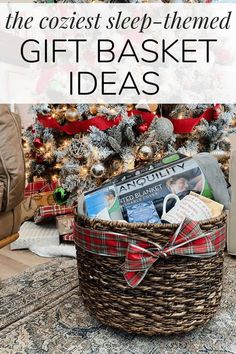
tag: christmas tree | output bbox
[24,103,236,204]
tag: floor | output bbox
[0,245,52,280]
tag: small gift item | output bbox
[22,180,58,222]
[21,195,38,223]
[34,205,73,224]
[190,192,224,218]
[33,191,55,207]
[161,192,223,224]
[56,214,74,236]
[126,201,161,223]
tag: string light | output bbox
[22,141,29,149]
[45,152,52,160]
[92,147,99,159]
[39,147,45,153]
[80,166,89,177]
[63,140,70,147]
[52,174,58,182]
[177,112,184,119]
[45,142,52,150]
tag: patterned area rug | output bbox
[0,256,236,354]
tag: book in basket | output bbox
[84,183,124,221]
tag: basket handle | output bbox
[162,194,180,218]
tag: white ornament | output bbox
[138,145,154,161]
[90,163,106,178]
[136,103,151,111]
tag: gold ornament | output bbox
[65,108,80,122]
[90,163,106,178]
[138,145,154,161]
[89,104,98,115]
[38,146,46,155]
[127,104,135,112]
[148,104,158,113]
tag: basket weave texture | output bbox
[75,213,226,335]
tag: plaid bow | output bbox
[122,219,226,287]
[74,218,226,288]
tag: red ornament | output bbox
[213,104,222,120]
[33,137,43,149]
[138,123,149,133]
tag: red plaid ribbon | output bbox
[74,218,226,288]
[34,205,73,223]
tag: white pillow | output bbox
[29,244,76,258]
[10,221,59,250]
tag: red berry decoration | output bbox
[213,104,222,121]
[33,137,43,149]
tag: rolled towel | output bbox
[193,152,230,209]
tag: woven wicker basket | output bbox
[75,213,226,335]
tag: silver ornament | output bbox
[138,145,153,161]
[90,163,106,178]
[154,118,174,141]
